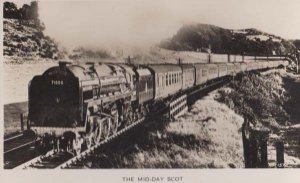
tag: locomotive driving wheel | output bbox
[93,115,114,144]
[91,116,111,144]
[73,135,84,155]
[101,118,111,140]
[94,119,102,144]
[110,103,119,134]
[125,105,134,125]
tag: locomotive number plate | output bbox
[51,80,64,85]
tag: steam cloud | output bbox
[39,1,182,54]
[38,0,300,54]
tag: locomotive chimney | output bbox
[125,56,132,65]
[178,58,182,65]
[59,61,70,71]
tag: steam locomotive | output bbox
[27,54,289,154]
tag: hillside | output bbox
[3,18,65,63]
[160,24,296,56]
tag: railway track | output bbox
[15,117,145,169]
[4,133,36,155]
[4,133,41,169]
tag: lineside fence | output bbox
[242,120,286,168]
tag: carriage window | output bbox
[169,74,171,85]
[173,73,175,84]
[174,74,176,83]
[172,74,174,84]
[166,74,168,86]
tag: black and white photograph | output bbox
[1,0,300,180]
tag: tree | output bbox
[3,1,20,19]
[20,4,31,20]
[29,1,38,20]
[4,1,39,20]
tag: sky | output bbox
[11,0,300,51]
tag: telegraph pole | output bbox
[297,50,299,74]
[297,58,299,74]
[295,49,299,74]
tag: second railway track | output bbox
[4,133,40,169]
[15,117,145,169]
[4,134,36,154]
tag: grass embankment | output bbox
[93,92,244,168]
[133,96,244,168]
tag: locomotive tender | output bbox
[27,54,289,154]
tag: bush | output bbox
[217,73,290,128]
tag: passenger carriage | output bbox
[240,62,247,72]
[146,64,182,100]
[136,68,154,104]
[227,63,235,76]
[194,64,209,85]
[217,63,228,78]
[233,63,242,74]
[207,64,219,80]
[180,64,196,90]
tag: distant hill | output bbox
[292,39,300,50]
[160,24,296,56]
